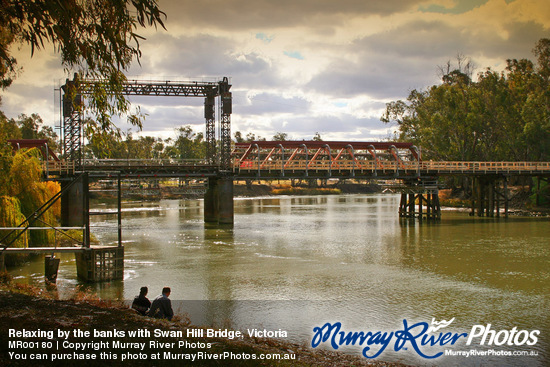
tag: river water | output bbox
[8,194,550,366]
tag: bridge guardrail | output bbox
[43,161,76,175]
[82,158,209,167]
[44,159,550,176]
[235,159,550,174]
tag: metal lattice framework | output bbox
[232,141,421,179]
[61,76,232,169]
[231,141,550,179]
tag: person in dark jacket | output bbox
[148,287,174,320]
[131,286,151,315]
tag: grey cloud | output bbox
[136,105,205,134]
[305,19,548,100]
[240,112,387,140]
[478,21,548,61]
[160,0,423,30]
[127,95,204,109]
[2,84,54,122]
[239,93,311,116]
[305,20,469,99]
[135,33,285,90]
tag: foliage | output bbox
[166,126,205,160]
[85,125,206,160]
[7,149,60,246]
[16,114,59,151]
[234,131,265,142]
[273,132,289,141]
[530,177,549,207]
[0,196,27,266]
[381,39,550,162]
[0,112,60,253]
[0,0,166,133]
[0,196,27,247]
[271,184,341,195]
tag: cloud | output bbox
[132,33,286,90]
[306,12,550,100]
[306,20,462,99]
[239,92,311,115]
[419,0,489,14]
[159,0,424,30]
[2,0,549,143]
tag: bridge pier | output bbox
[60,173,90,244]
[399,190,441,221]
[75,247,124,281]
[59,173,124,281]
[470,176,509,217]
[204,176,234,225]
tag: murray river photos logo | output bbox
[310,318,540,359]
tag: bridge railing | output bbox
[43,160,76,175]
[420,161,550,173]
[235,159,550,174]
[82,158,209,167]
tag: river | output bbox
[8,194,549,366]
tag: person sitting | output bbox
[131,286,151,316]
[147,287,174,321]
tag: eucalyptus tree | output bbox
[0,0,166,134]
[381,39,550,163]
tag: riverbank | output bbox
[0,275,411,367]
[89,181,382,200]
[233,182,381,197]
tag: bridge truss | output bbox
[61,75,232,170]
[231,141,550,179]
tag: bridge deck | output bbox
[44,159,550,178]
[234,160,550,177]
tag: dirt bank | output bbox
[0,278,412,367]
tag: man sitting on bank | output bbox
[131,286,151,316]
[147,287,174,321]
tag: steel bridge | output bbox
[42,138,550,225]
[44,140,550,179]
[230,141,550,179]
[4,76,550,283]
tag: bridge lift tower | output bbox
[60,75,234,228]
[61,75,233,170]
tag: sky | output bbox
[2,0,550,143]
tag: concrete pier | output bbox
[60,173,90,245]
[218,177,234,225]
[204,176,234,225]
[204,177,219,223]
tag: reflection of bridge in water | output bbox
[2,76,550,282]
